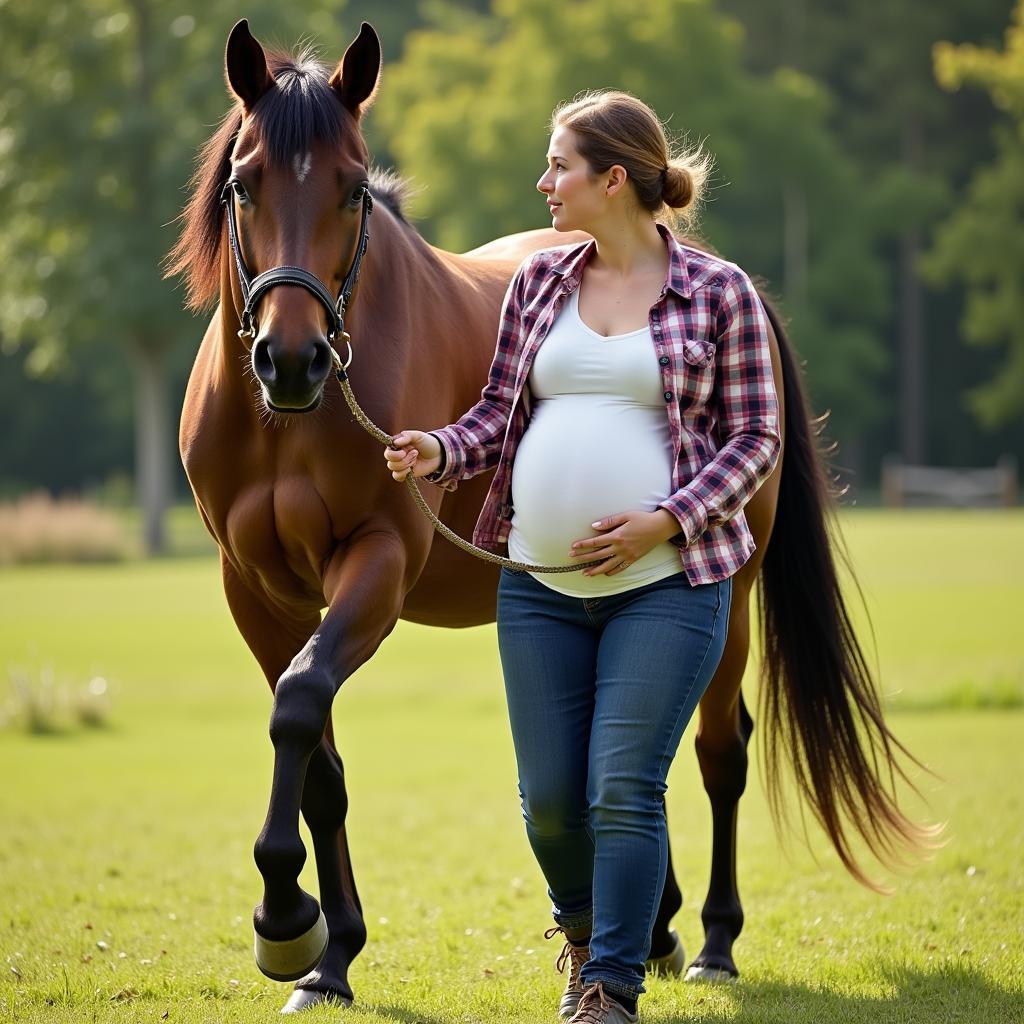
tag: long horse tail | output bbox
[755,298,946,893]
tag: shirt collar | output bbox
[549,221,693,299]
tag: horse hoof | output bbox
[280,987,353,1014]
[254,909,329,982]
[684,963,738,984]
[645,930,685,978]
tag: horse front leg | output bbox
[279,734,365,1013]
[252,534,407,987]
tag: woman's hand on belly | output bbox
[566,508,682,577]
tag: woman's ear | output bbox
[606,165,629,198]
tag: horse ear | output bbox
[329,22,382,119]
[225,19,275,111]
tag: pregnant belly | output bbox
[508,397,677,568]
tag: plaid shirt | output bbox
[430,222,781,585]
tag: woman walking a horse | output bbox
[172,19,938,1018]
[386,90,781,1024]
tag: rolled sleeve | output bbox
[659,269,781,546]
[422,431,458,492]
[659,487,706,548]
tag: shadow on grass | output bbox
[649,959,1022,1023]
[324,1004,445,1023]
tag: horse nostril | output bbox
[252,338,276,384]
[307,339,333,384]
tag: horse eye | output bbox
[350,185,367,205]
[231,179,248,203]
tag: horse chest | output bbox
[223,480,335,597]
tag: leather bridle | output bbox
[220,177,374,378]
[217,168,604,575]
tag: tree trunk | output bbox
[900,112,925,464]
[782,0,808,311]
[126,0,169,556]
[132,343,170,556]
[783,181,808,309]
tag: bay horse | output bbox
[167,19,940,1014]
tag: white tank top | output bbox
[507,287,684,597]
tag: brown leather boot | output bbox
[568,982,640,1023]
[545,926,591,1019]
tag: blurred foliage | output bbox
[718,0,1024,468]
[377,0,890,434]
[1,665,113,734]
[0,491,136,564]
[0,0,1020,505]
[0,0,354,508]
[925,0,1024,428]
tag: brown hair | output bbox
[551,90,712,230]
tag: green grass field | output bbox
[0,510,1021,1023]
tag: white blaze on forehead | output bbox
[293,151,313,184]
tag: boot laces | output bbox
[544,926,589,987]
[572,982,614,1022]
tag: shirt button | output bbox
[659,355,670,366]
[664,391,673,402]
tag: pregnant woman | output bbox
[384,89,781,1024]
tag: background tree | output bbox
[718,0,1022,471]
[1,0,1020,515]
[924,0,1024,428]
[0,1,349,550]
[377,0,890,462]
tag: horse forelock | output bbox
[254,49,347,164]
[165,45,413,313]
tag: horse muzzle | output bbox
[252,334,334,413]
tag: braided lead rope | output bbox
[331,349,602,574]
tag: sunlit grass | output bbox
[0,509,1021,1022]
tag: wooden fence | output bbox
[881,455,1018,507]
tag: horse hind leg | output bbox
[687,694,752,982]
[687,607,756,983]
[280,735,368,1013]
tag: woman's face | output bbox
[536,125,609,232]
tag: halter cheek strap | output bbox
[219,173,603,576]
[220,180,373,370]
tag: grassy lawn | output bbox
[0,509,1021,1022]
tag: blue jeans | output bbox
[496,566,732,999]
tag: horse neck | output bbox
[334,208,465,380]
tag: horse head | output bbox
[222,19,380,413]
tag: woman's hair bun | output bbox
[550,90,712,227]
[662,165,694,210]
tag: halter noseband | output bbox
[220,179,374,378]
